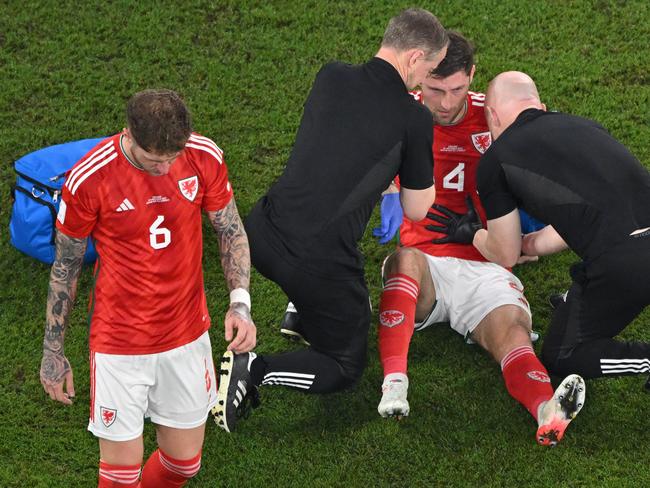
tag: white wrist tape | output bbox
[229,288,251,310]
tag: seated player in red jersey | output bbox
[374,32,585,446]
[39,89,256,487]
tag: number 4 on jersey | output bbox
[443,163,465,192]
[149,215,171,249]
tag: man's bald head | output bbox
[484,71,545,140]
[487,71,541,106]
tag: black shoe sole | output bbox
[558,377,584,419]
[280,328,310,346]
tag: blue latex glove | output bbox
[373,193,403,244]
[519,209,546,234]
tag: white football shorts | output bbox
[416,256,531,338]
[88,331,218,441]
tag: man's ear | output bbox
[468,65,476,84]
[407,48,425,68]
[486,105,500,128]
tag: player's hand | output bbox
[40,349,75,405]
[225,303,257,353]
[516,254,539,265]
[425,195,483,244]
[372,193,403,244]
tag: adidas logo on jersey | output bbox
[115,198,135,212]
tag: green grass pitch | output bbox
[1,1,649,486]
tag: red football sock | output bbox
[378,273,419,376]
[98,460,141,487]
[141,449,202,488]
[501,345,554,421]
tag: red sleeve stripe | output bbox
[66,142,116,194]
[68,151,118,195]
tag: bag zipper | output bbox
[15,170,62,202]
[13,186,58,244]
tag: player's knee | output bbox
[506,321,533,346]
[383,247,425,279]
[474,310,531,357]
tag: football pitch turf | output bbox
[1,1,649,486]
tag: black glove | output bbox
[425,195,483,244]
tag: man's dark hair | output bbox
[430,31,474,78]
[126,89,192,153]
[382,8,448,60]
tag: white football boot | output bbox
[378,373,410,419]
[536,374,585,446]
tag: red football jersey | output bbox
[400,91,492,261]
[57,132,233,354]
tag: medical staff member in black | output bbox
[212,9,449,432]
[448,71,650,385]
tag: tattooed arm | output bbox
[40,231,87,405]
[207,197,256,353]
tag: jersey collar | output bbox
[119,134,145,172]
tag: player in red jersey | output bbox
[39,89,256,487]
[374,32,584,446]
